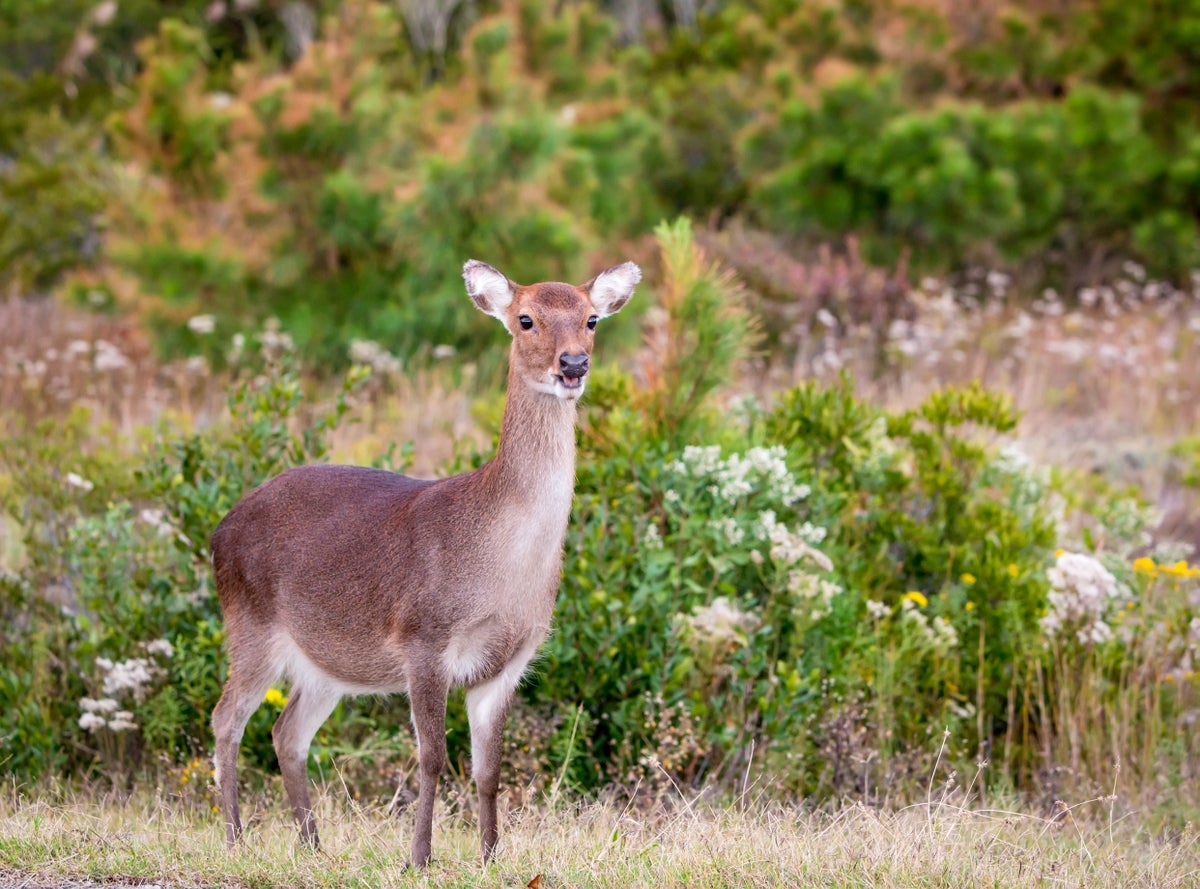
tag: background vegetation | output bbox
[3,0,1200,861]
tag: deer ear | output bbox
[463,260,515,325]
[586,262,641,318]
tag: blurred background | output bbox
[2,0,1199,827]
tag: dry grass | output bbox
[2,780,1198,888]
[726,260,1200,550]
[0,297,483,478]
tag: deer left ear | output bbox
[585,262,641,318]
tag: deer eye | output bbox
[587,316,598,330]
[518,315,534,331]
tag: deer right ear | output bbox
[463,260,515,328]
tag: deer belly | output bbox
[273,630,410,696]
[442,619,547,687]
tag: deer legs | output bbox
[211,661,275,848]
[466,675,516,863]
[272,684,341,848]
[213,663,341,851]
[405,671,515,867]
[408,678,449,868]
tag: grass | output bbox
[2,780,1199,888]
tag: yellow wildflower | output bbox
[961,573,976,585]
[1160,560,1199,578]
[965,602,976,611]
[264,688,288,708]
[1054,549,1065,558]
[1132,557,1158,576]
[1007,563,1019,578]
[903,591,928,608]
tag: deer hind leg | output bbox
[212,656,277,848]
[465,672,518,863]
[271,682,341,849]
[407,676,449,868]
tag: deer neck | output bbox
[487,363,578,510]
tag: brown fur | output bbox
[209,260,639,866]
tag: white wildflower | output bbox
[788,572,841,619]
[759,511,833,572]
[80,697,119,714]
[688,597,759,645]
[228,332,246,363]
[663,489,681,507]
[865,599,889,619]
[1041,551,1123,645]
[931,616,959,650]
[432,344,456,360]
[79,712,107,732]
[1122,260,1146,282]
[143,639,174,659]
[670,445,722,477]
[93,339,130,371]
[100,657,160,702]
[139,508,174,538]
[64,472,94,493]
[259,320,294,360]
[715,517,744,546]
[107,711,138,732]
[986,270,1011,292]
[187,314,216,335]
[184,355,209,376]
[797,521,826,544]
[65,339,91,360]
[670,445,808,505]
[644,522,663,551]
[349,339,401,376]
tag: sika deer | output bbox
[210,259,639,866]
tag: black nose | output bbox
[560,352,589,379]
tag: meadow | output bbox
[5,781,1200,888]
[4,0,1200,884]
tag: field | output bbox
[4,779,1200,888]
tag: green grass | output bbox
[2,782,1198,888]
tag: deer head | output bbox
[463,260,641,400]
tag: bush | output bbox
[0,356,373,780]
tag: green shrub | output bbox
[0,357,372,780]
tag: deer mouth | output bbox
[556,373,584,391]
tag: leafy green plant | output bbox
[0,356,374,780]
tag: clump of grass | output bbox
[2,777,1198,888]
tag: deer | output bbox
[209,259,640,867]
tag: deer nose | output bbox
[559,352,589,379]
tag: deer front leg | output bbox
[466,675,517,863]
[408,678,449,868]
